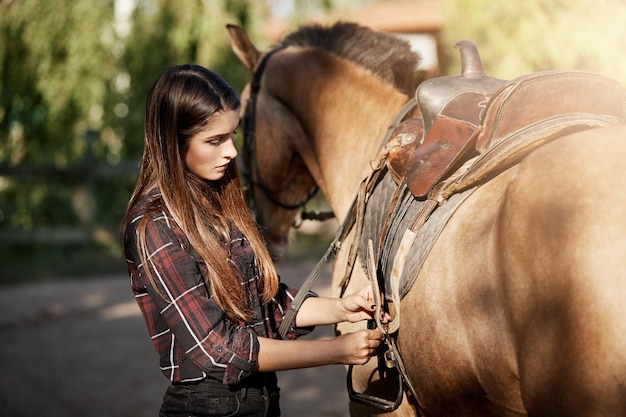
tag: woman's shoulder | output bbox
[126,192,177,234]
[124,192,197,258]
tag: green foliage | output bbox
[0,0,269,279]
[120,0,267,158]
[441,0,626,85]
[1,0,116,165]
[1,0,119,234]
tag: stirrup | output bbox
[346,363,403,411]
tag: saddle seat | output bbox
[385,42,626,199]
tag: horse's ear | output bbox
[226,24,261,71]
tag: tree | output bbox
[0,0,269,279]
[0,0,118,231]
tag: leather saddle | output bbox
[386,41,626,198]
[372,41,626,337]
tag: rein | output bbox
[242,44,330,220]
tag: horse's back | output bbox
[399,124,626,416]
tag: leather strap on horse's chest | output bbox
[336,99,418,296]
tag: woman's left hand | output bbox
[340,285,388,323]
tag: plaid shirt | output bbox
[123,193,315,385]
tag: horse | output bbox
[227,22,626,417]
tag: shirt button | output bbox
[213,344,223,352]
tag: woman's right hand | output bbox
[334,328,384,365]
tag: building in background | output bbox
[354,0,442,76]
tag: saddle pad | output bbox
[394,187,476,299]
[355,171,478,310]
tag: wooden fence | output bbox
[0,161,139,246]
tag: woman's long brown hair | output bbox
[122,64,278,322]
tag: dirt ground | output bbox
[0,260,351,417]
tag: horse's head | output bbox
[227,23,422,260]
[227,24,320,258]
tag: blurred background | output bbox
[2,0,626,282]
[1,0,626,416]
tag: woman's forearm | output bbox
[256,337,337,371]
[294,297,342,327]
[295,289,375,327]
[255,330,382,372]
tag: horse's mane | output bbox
[279,22,421,97]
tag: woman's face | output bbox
[185,109,239,181]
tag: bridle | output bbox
[241,44,333,222]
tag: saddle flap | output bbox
[389,40,506,198]
[476,70,626,152]
[403,105,479,198]
[384,90,486,197]
[386,117,424,184]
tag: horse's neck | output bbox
[270,49,411,220]
[315,94,408,220]
[317,89,409,220]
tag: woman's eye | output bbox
[207,132,234,145]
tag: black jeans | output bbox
[159,373,280,417]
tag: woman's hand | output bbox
[333,328,384,365]
[340,285,390,324]
[294,285,390,327]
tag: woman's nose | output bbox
[223,138,238,159]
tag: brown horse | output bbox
[228,22,626,417]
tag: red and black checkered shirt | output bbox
[123,193,315,385]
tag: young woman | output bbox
[121,64,383,417]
